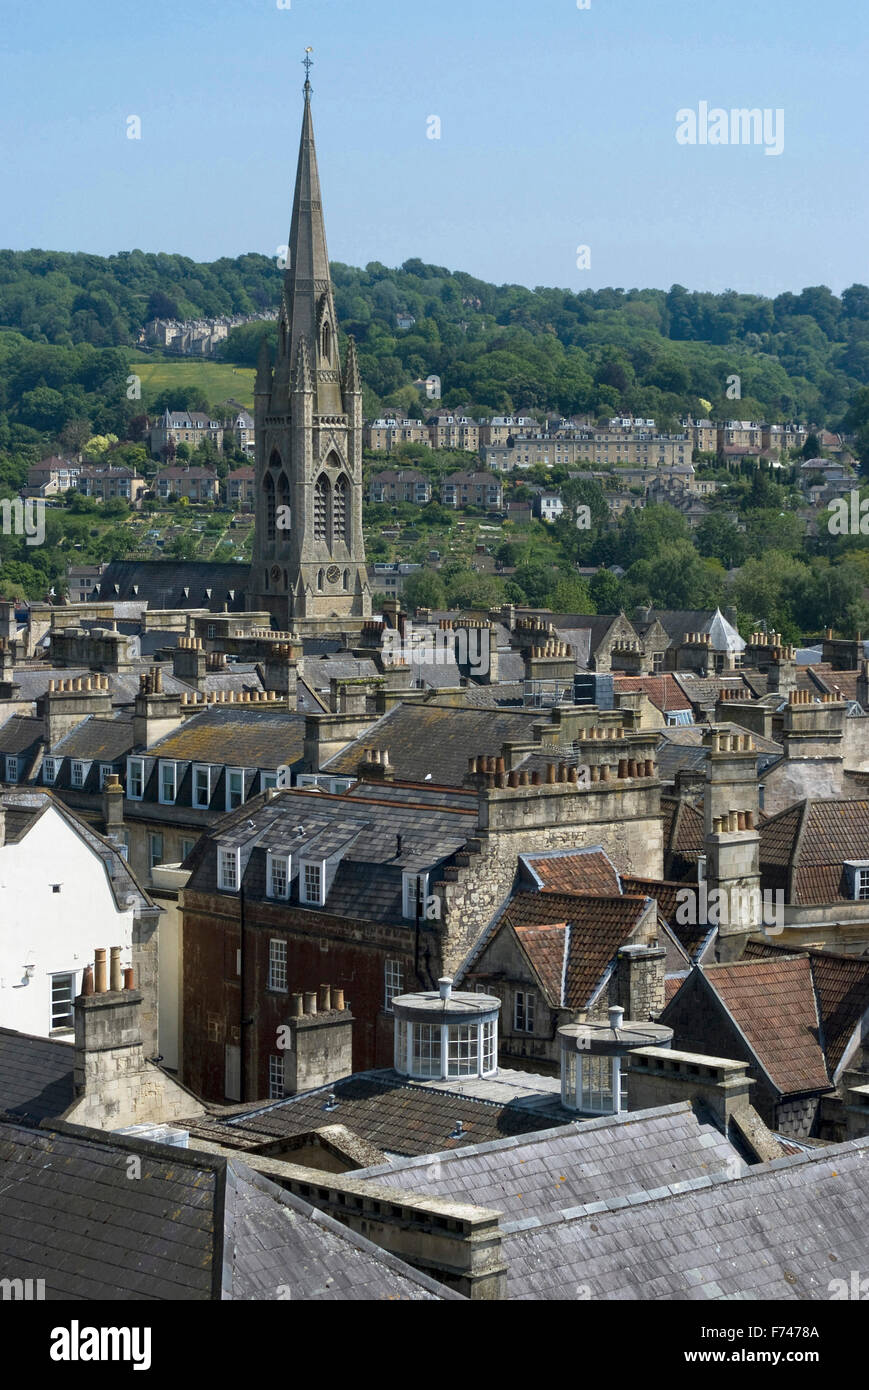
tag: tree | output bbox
[401,570,446,611]
[589,568,624,613]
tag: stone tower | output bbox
[248,70,370,629]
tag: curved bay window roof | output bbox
[558,1008,674,1115]
[392,978,500,1082]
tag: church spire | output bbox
[279,50,343,414]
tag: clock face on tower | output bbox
[326,565,341,584]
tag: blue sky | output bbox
[2,0,866,295]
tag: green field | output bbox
[129,354,256,409]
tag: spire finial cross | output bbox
[303,47,314,91]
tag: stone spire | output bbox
[279,68,342,414]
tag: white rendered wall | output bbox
[0,806,133,1038]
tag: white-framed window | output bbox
[50,972,76,1031]
[180,837,195,862]
[71,760,89,789]
[218,847,240,892]
[384,959,403,1013]
[267,853,290,900]
[411,1022,442,1078]
[207,624,216,639]
[268,1054,284,1100]
[6,756,18,783]
[481,1019,496,1072]
[127,757,145,800]
[261,772,278,793]
[302,861,323,905]
[149,833,163,870]
[514,990,535,1033]
[99,764,114,790]
[447,1023,479,1076]
[268,939,287,991]
[402,871,429,920]
[193,764,211,808]
[42,757,57,784]
[697,855,707,886]
[652,651,664,673]
[159,761,177,804]
[226,768,245,811]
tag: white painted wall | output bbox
[0,806,134,1038]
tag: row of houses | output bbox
[25,457,257,507]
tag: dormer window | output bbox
[226,768,245,811]
[42,757,57,784]
[845,861,869,901]
[402,872,429,920]
[267,853,291,900]
[301,860,324,906]
[193,765,211,808]
[5,756,18,783]
[218,847,240,892]
[159,761,177,804]
[71,760,90,789]
[127,757,145,800]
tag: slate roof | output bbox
[98,560,247,610]
[228,1163,459,1301]
[759,798,869,904]
[188,786,476,919]
[302,654,381,689]
[643,607,745,652]
[495,1134,869,1300]
[0,1029,74,1122]
[147,706,307,767]
[50,715,134,761]
[0,1119,456,1300]
[502,891,653,1009]
[0,716,44,759]
[185,1073,558,1158]
[0,1120,220,1299]
[322,701,544,784]
[353,1102,745,1224]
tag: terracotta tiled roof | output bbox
[760,798,869,905]
[525,849,620,895]
[661,796,704,853]
[743,940,869,1075]
[664,975,687,1004]
[704,957,831,1094]
[611,674,691,712]
[505,891,652,1008]
[513,924,567,1003]
[621,876,683,920]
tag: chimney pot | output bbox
[94,948,107,994]
[439,976,453,1001]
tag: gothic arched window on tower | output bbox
[333,474,350,547]
[314,474,330,543]
[277,472,290,535]
[343,569,350,591]
[321,321,331,363]
[264,472,276,542]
